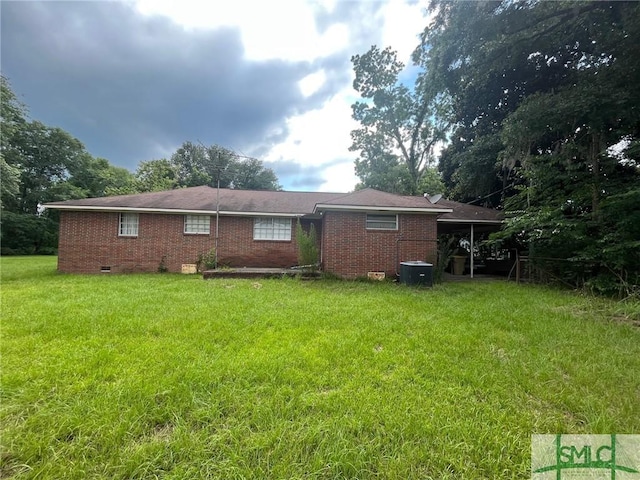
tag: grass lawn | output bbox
[1,256,639,479]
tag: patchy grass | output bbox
[1,256,639,479]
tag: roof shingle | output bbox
[44,186,451,215]
[315,188,445,210]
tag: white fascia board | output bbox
[437,218,503,224]
[44,205,303,217]
[314,204,452,214]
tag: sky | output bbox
[1,0,429,192]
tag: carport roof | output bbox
[433,198,503,224]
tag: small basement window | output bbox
[184,215,210,234]
[101,266,111,273]
[366,214,398,230]
[119,213,139,237]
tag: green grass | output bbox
[1,256,639,479]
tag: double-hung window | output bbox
[253,217,292,241]
[366,214,398,230]
[184,215,210,234]
[119,213,139,237]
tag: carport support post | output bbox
[470,223,474,279]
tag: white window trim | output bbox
[366,214,398,231]
[253,217,292,241]
[184,215,210,235]
[119,213,139,237]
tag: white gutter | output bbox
[43,205,303,217]
[46,203,455,217]
[437,218,503,224]
[314,204,453,214]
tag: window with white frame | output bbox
[184,215,210,234]
[253,217,292,241]
[366,214,398,230]
[119,213,139,237]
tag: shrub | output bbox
[435,235,457,283]
[295,221,319,271]
[158,255,168,273]
[196,248,217,272]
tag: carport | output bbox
[427,195,504,278]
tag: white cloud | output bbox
[133,0,429,192]
[265,88,358,191]
[320,161,359,192]
[380,0,429,64]
[133,0,348,62]
[298,70,327,97]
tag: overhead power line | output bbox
[466,184,515,205]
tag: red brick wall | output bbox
[57,210,434,277]
[216,216,299,268]
[321,211,438,279]
[57,211,304,273]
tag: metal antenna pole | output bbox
[215,153,220,269]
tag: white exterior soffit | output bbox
[43,205,302,217]
[313,204,453,214]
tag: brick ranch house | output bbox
[44,186,456,279]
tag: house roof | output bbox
[314,188,451,213]
[432,198,503,224]
[44,186,452,216]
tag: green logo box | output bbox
[532,434,640,479]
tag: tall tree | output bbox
[0,76,27,144]
[170,141,280,190]
[68,156,135,198]
[0,77,137,253]
[1,76,27,208]
[6,121,89,214]
[419,0,640,293]
[232,157,280,191]
[418,1,640,203]
[133,159,178,193]
[350,46,447,195]
[171,141,215,187]
[0,158,20,208]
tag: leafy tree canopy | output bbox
[350,46,447,195]
[1,76,27,208]
[0,78,280,255]
[169,141,281,191]
[1,77,136,253]
[130,158,178,194]
[419,0,640,202]
[417,0,640,294]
